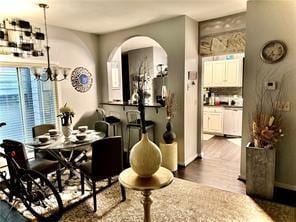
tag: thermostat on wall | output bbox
[264,81,277,90]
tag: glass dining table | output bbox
[26,130,105,176]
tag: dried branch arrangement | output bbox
[165,91,176,119]
[250,68,285,148]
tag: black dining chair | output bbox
[2,139,62,192]
[85,121,109,160]
[79,136,126,212]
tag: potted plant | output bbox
[57,103,75,140]
[163,92,176,144]
[246,72,284,199]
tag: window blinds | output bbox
[0,67,57,143]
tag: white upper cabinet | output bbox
[212,61,226,87]
[202,59,243,87]
[225,59,242,87]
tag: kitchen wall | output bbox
[242,0,296,190]
[97,16,193,165]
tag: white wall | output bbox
[46,26,99,129]
[184,17,199,165]
[241,0,296,190]
[0,24,99,129]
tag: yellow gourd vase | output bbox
[130,133,162,177]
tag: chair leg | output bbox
[56,168,62,192]
[138,128,141,141]
[113,124,116,136]
[127,128,131,153]
[80,171,85,195]
[120,185,126,201]
[92,179,97,212]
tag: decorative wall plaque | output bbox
[260,40,287,64]
[71,67,93,93]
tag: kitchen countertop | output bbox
[101,101,164,113]
[204,104,243,109]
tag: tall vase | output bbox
[246,143,276,199]
[130,133,162,178]
[163,119,176,144]
[62,124,72,141]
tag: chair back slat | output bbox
[126,110,141,125]
[32,124,55,138]
[96,108,106,121]
[91,136,123,178]
[94,121,109,137]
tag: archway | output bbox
[107,36,168,104]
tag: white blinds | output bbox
[0,67,57,143]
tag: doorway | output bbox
[198,54,245,193]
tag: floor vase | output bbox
[246,143,276,199]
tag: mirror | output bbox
[107,36,168,105]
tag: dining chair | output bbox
[32,124,56,160]
[85,121,109,160]
[126,110,155,156]
[2,139,62,192]
[79,136,126,212]
[96,108,123,137]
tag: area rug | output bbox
[61,178,295,222]
[0,171,110,221]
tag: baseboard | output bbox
[238,174,296,191]
[184,154,198,166]
[275,182,296,191]
[178,154,198,167]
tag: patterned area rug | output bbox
[61,178,295,222]
[0,171,110,221]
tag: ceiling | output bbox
[0,0,247,34]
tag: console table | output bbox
[119,167,174,222]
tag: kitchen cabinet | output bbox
[223,108,243,136]
[203,107,224,134]
[212,61,226,86]
[202,59,243,87]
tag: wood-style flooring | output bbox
[176,136,246,194]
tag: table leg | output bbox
[141,190,152,222]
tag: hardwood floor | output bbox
[176,136,246,194]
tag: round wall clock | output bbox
[260,40,287,64]
[71,67,93,93]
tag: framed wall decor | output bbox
[71,67,93,93]
[260,40,287,64]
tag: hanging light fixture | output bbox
[33,3,69,81]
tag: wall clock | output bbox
[260,40,287,64]
[71,67,93,93]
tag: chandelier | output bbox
[33,4,69,81]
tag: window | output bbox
[0,67,57,143]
